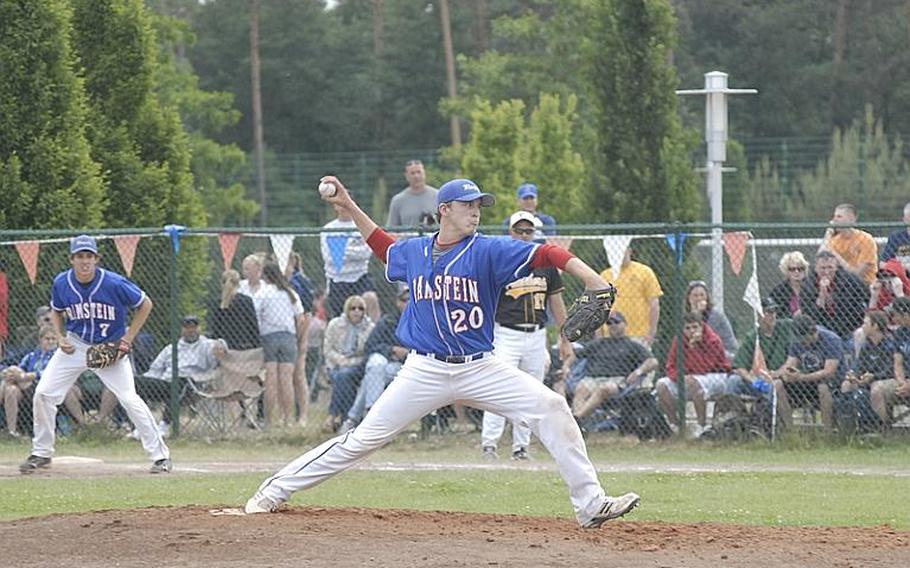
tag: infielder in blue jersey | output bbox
[245,177,639,528]
[19,235,171,474]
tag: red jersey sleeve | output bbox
[531,244,575,270]
[366,228,396,264]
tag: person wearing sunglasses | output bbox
[246,176,640,529]
[769,251,811,318]
[321,295,374,434]
[480,211,572,461]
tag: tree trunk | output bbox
[473,0,488,53]
[439,0,462,147]
[830,0,849,126]
[250,0,267,225]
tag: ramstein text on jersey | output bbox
[411,274,480,303]
[64,302,117,322]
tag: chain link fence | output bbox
[2,222,909,445]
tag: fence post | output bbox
[672,225,688,437]
[164,226,184,438]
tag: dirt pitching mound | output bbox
[1,506,907,567]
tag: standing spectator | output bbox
[565,311,658,423]
[656,312,733,438]
[875,297,910,425]
[209,269,261,351]
[480,212,572,461]
[731,298,793,388]
[802,251,869,341]
[340,287,410,431]
[684,280,738,359]
[819,203,878,285]
[769,251,811,317]
[20,235,170,474]
[259,262,306,428]
[879,202,910,262]
[386,159,439,228]
[321,204,380,322]
[2,326,83,437]
[322,295,374,433]
[774,314,843,431]
[599,246,662,346]
[285,252,314,427]
[501,183,557,237]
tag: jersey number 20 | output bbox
[451,306,483,333]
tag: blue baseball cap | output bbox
[70,234,98,255]
[436,178,495,209]
[517,183,538,199]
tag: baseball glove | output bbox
[86,339,131,369]
[561,285,617,342]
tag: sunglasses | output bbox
[511,227,535,236]
[788,266,806,272]
[349,306,365,312]
[607,319,623,325]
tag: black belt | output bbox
[412,351,487,364]
[499,323,543,333]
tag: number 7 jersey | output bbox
[50,268,146,344]
[386,233,539,356]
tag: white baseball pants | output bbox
[481,325,548,452]
[31,334,169,462]
[255,352,608,526]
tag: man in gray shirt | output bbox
[386,160,438,228]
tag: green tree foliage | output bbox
[582,0,700,222]
[0,0,105,229]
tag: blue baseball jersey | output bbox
[386,232,539,355]
[50,268,146,344]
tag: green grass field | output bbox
[1,435,908,527]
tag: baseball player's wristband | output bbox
[531,244,575,270]
[366,228,395,262]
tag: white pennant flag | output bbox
[602,235,633,279]
[270,234,295,274]
[742,235,763,317]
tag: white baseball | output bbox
[318,181,336,197]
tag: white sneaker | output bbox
[583,493,641,528]
[244,492,283,514]
[692,423,709,439]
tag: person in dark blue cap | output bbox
[501,183,557,237]
[245,175,640,529]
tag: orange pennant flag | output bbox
[15,241,40,285]
[219,233,242,270]
[113,235,141,277]
[546,236,574,251]
[722,232,749,276]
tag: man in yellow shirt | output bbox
[600,247,662,345]
[819,203,878,285]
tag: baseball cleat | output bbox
[19,455,52,474]
[583,493,641,529]
[149,458,172,474]
[244,492,283,514]
[481,446,498,461]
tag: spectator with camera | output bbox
[656,312,733,438]
[774,314,844,430]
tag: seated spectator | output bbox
[769,251,811,317]
[2,306,55,367]
[819,203,878,285]
[840,311,893,429]
[210,269,261,351]
[322,295,374,433]
[802,251,869,342]
[731,297,793,392]
[1,326,83,437]
[873,298,910,425]
[684,280,738,358]
[340,287,410,431]
[138,315,227,434]
[656,312,733,438]
[774,314,844,430]
[563,311,658,423]
[879,202,910,263]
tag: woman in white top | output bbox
[257,262,306,428]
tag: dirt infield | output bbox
[1,506,907,567]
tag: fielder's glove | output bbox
[86,339,131,369]
[561,285,617,342]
